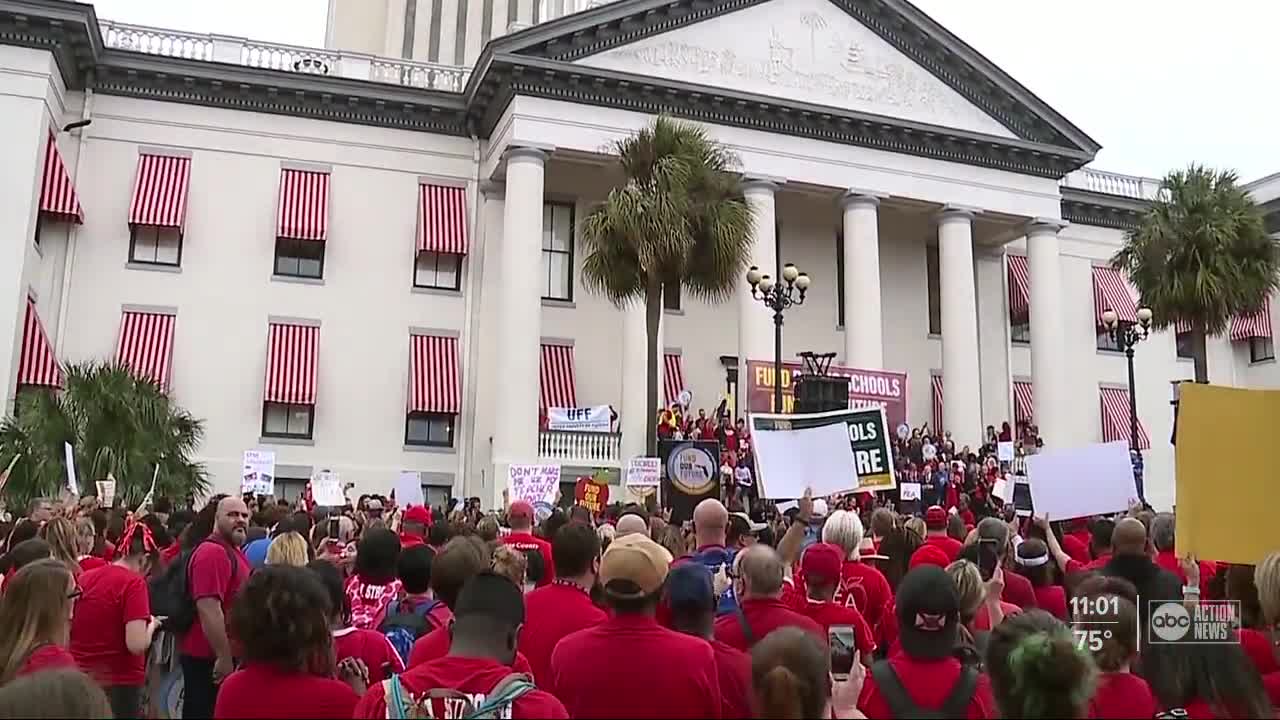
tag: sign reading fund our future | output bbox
[744,360,909,429]
[750,406,896,495]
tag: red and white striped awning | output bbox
[277,169,330,241]
[930,374,943,432]
[539,344,577,410]
[39,133,83,223]
[1231,300,1273,342]
[264,323,320,405]
[1007,254,1030,324]
[1013,380,1034,427]
[408,334,460,414]
[128,154,191,229]
[1092,267,1138,325]
[417,184,468,255]
[116,311,176,390]
[664,353,686,405]
[17,297,61,389]
[1099,387,1151,450]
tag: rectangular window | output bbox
[1175,331,1194,360]
[1011,322,1031,344]
[262,402,315,439]
[1250,336,1275,363]
[274,238,325,279]
[836,233,845,327]
[274,478,307,503]
[663,283,681,311]
[1097,325,1123,352]
[926,244,941,335]
[541,203,574,301]
[423,486,450,509]
[414,251,462,290]
[129,225,183,266]
[406,412,455,447]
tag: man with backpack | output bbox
[380,545,451,666]
[674,499,738,615]
[354,572,568,719]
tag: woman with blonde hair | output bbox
[39,517,81,576]
[1252,551,1280,704]
[0,559,79,683]
[266,531,312,567]
[491,543,529,591]
[72,517,105,573]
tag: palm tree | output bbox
[1112,165,1278,383]
[0,361,208,510]
[580,116,755,455]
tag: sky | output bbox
[90,0,1278,182]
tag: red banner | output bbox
[574,476,610,514]
[745,360,909,430]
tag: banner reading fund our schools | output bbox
[547,405,612,432]
[750,406,896,494]
[745,360,909,430]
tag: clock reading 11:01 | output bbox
[1070,594,1121,618]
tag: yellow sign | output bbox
[1175,384,1280,564]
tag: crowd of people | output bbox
[0,415,1276,719]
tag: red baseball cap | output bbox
[403,505,432,526]
[909,544,950,570]
[924,505,948,530]
[801,542,844,583]
[509,500,534,520]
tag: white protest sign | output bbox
[626,457,661,488]
[992,477,1011,503]
[63,442,78,496]
[311,470,345,507]
[241,450,276,495]
[394,471,425,507]
[96,477,116,507]
[547,406,612,432]
[508,463,560,520]
[997,441,1016,463]
[899,482,921,501]
[750,420,858,499]
[1026,441,1135,520]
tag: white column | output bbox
[620,301,662,462]
[738,178,780,412]
[841,192,884,369]
[937,207,983,447]
[491,147,547,501]
[1026,219,1068,447]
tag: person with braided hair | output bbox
[984,609,1097,719]
[69,514,166,718]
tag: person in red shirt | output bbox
[355,572,568,719]
[665,563,752,718]
[714,544,823,651]
[792,543,875,656]
[69,517,163,718]
[1012,539,1067,621]
[0,559,79,682]
[986,610,1095,718]
[215,566,366,719]
[180,495,252,720]
[552,533,722,718]
[858,566,998,718]
[399,505,432,550]
[801,509,894,645]
[922,506,964,561]
[501,501,555,587]
[345,527,403,632]
[519,521,607,688]
[309,559,404,684]
[1072,591,1159,719]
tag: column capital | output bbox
[504,145,552,165]
[937,204,981,223]
[741,174,787,194]
[1025,217,1068,236]
[840,190,884,210]
[479,179,505,198]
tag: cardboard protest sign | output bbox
[311,470,345,507]
[625,457,661,488]
[1026,441,1135,520]
[750,406,896,496]
[508,464,561,521]
[241,450,275,495]
[659,440,720,524]
[574,476,610,514]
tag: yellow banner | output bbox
[1175,384,1280,564]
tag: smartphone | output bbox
[328,517,340,540]
[978,538,1000,581]
[828,625,857,680]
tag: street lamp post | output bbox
[1103,305,1153,498]
[747,263,809,413]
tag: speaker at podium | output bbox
[794,375,850,414]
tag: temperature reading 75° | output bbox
[1073,628,1114,652]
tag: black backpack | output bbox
[148,539,240,633]
[870,660,978,719]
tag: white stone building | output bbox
[1,0,1276,510]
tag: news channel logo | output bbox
[1148,600,1242,644]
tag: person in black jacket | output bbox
[1099,517,1182,651]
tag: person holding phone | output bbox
[791,544,874,658]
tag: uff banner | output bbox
[745,360,908,430]
[547,405,612,432]
[750,406,896,494]
[658,440,720,524]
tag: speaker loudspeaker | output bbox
[794,375,850,414]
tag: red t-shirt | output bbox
[1088,671,1158,719]
[344,574,402,631]
[16,644,76,677]
[399,533,425,550]
[179,536,251,659]
[924,534,965,562]
[69,564,151,686]
[77,556,107,573]
[793,560,893,643]
[709,639,752,720]
[1066,553,1112,576]
[1061,534,1091,565]
[796,599,875,655]
[1238,628,1279,677]
[214,663,358,719]
[519,581,607,688]
[552,614,721,719]
[1001,570,1038,610]
[353,655,568,719]
[713,597,824,652]
[500,532,556,587]
[332,627,404,685]
[1154,551,1216,598]
[972,600,1023,632]
[409,624,535,677]
[1263,671,1280,708]
[857,655,997,719]
[1032,584,1068,621]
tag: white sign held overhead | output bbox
[899,482,921,501]
[311,470,345,507]
[997,441,1016,463]
[508,464,561,521]
[1025,441,1137,520]
[241,450,276,496]
[547,406,612,432]
[625,458,661,488]
[63,442,78,496]
[750,420,858,499]
[394,471,425,507]
[96,478,116,508]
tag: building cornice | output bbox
[1060,188,1148,231]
